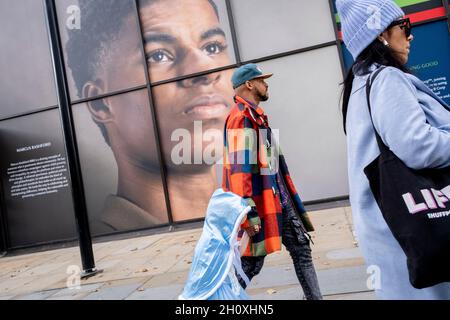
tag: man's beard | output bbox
[256,88,269,102]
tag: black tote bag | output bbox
[363,67,450,289]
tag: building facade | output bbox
[0,0,449,252]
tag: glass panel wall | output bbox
[0,0,57,119]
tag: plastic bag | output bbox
[179,189,251,300]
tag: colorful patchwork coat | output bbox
[222,95,313,257]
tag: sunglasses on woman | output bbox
[388,17,412,38]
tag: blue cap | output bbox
[231,63,273,89]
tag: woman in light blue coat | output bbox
[337,0,450,299]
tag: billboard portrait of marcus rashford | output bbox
[60,0,236,234]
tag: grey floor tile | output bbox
[46,295,78,300]
[126,284,184,300]
[14,289,61,300]
[83,283,142,300]
[247,265,299,289]
[249,285,304,300]
[248,264,369,297]
[316,265,369,296]
[48,283,104,298]
[326,247,363,260]
[324,290,377,300]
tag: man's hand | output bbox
[244,224,261,237]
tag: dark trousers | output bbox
[238,203,323,300]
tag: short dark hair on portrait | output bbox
[66,0,133,97]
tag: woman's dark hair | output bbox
[341,39,411,134]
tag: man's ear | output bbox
[245,80,253,90]
[83,81,114,123]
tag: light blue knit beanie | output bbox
[336,0,404,60]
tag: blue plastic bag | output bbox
[179,189,251,300]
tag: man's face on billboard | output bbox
[87,0,234,173]
[139,0,234,170]
[84,8,158,170]
[141,0,230,81]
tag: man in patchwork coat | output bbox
[222,63,322,300]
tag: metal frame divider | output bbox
[225,0,242,66]
[133,0,174,226]
[44,0,100,279]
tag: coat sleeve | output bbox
[370,67,450,170]
[225,113,261,228]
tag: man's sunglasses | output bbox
[388,18,412,38]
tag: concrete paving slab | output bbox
[47,295,78,300]
[126,284,184,300]
[112,257,151,277]
[316,265,369,296]
[20,261,68,277]
[0,206,370,300]
[14,289,61,300]
[115,237,164,255]
[0,275,38,295]
[326,247,363,260]
[47,283,104,299]
[83,281,144,300]
[6,273,66,296]
[247,264,369,297]
[166,251,197,273]
[248,284,304,300]
[140,271,188,289]
[95,259,123,271]
[247,264,299,289]
[0,261,41,281]
[324,290,377,300]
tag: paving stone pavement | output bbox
[0,205,376,300]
